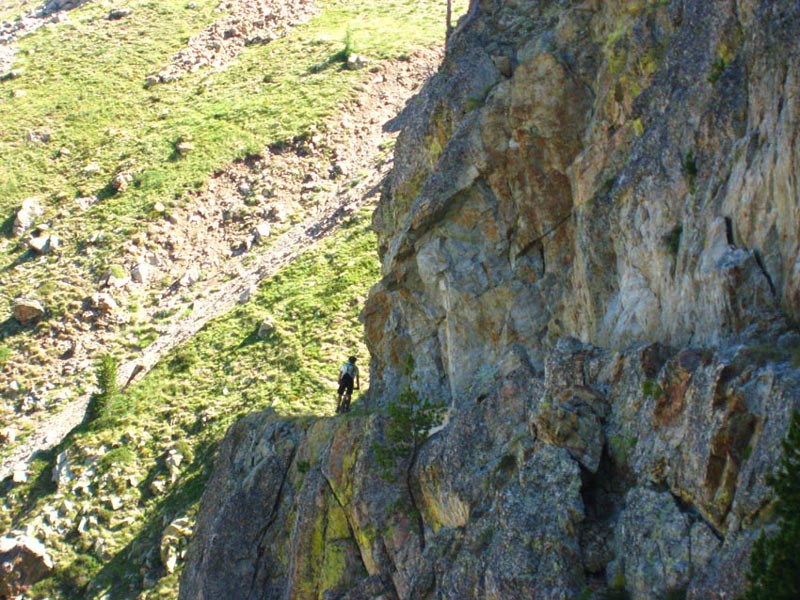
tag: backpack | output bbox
[341,362,356,377]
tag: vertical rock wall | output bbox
[367,0,800,405]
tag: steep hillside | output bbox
[0,0,463,597]
[181,1,800,599]
[0,0,454,467]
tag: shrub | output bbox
[331,29,356,63]
[743,410,800,599]
[666,224,683,256]
[169,347,196,373]
[708,57,727,83]
[373,356,445,480]
[86,353,118,422]
[642,378,663,400]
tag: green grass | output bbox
[0,0,465,406]
[0,0,29,22]
[1,0,455,238]
[10,209,378,599]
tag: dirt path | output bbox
[0,47,440,483]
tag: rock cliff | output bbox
[180,1,800,598]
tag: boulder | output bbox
[25,128,50,143]
[107,8,131,20]
[82,162,101,175]
[102,266,129,289]
[180,267,201,287]
[27,232,60,255]
[346,54,367,70]
[0,536,53,594]
[112,171,133,193]
[175,139,195,156]
[12,467,27,484]
[12,197,43,237]
[11,298,45,325]
[257,316,276,339]
[91,292,118,313]
[131,262,149,285]
[0,69,24,82]
[52,451,72,490]
[238,287,254,304]
[6,381,20,398]
[160,517,193,574]
[0,427,16,445]
[252,222,271,244]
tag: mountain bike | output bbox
[336,385,358,414]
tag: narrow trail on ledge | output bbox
[0,47,440,482]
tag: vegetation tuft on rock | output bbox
[744,411,800,600]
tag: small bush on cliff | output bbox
[374,356,445,481]
[743,410,800,599]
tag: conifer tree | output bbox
[745,410,800,599]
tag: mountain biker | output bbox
[336,356,359,413]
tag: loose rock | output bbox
[107,8,131,20]
[12,197,43,237]
[11,298,45,325]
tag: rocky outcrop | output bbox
[11,197,43,238]
[182,339,799,599]
[0,536,53,596]
[150,0,318,85]
[182,1,800,599]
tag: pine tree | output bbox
[86,353,118,423]
[745,410,800,600]
[373,356,445,479]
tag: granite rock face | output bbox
[181,1,800,598]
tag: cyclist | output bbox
[336,356,359,413]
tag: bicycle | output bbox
[336,385,358,414]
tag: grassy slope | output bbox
[4,209,378,599]
[0,0,455,395]
[0,0,466,598]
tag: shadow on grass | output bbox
[238,323,280,350]
[1,248,38,272]
[93,181,118,203]
[307,54,349,75]
[97,442,217,596]
[0,317,22,342]
[29,435,220,598]
[1,429,83,524]
[0,211,15,237]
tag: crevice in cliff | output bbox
[516,212,573,260]
[578,447,627,581]
[322,473,372,578]
[247,446,297,599]
[753,249,777,297]
[724,216,735,245]
[664,486,725,541]
[407,457,428,551]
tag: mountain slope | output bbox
[0,0,464,597]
